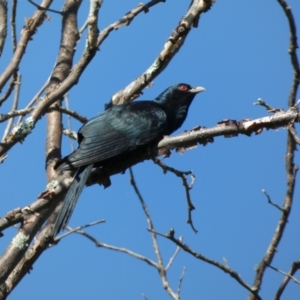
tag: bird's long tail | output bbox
[53,164,93,236]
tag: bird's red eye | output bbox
[179,85,188,91]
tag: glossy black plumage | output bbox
[53,83,205,236]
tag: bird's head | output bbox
[155,83,205,134]
[155,83,205,106]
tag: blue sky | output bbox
[0,0,300,299]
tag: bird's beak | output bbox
[189,86,205,93]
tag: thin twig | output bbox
[2,73,21,141]
[79,18,88,35]
[64,227,158,268]
[177,267,186,297]
[54,219,106,241]
[274,258,300,299]
[277,0,300,106]
[269,264,300,285]
[153,158,198,233]
[261,189,283,211]
[165,238,182,271]
[17,76,50,125]
[0,74,17,106]
[142,294,149,300]
[129,168,179,300]
[64,94,75,151]
[253,98,277,112]
[28,0,62,14]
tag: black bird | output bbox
[53,83,205,236]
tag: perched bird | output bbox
[53,83,205,236]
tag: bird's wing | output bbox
[60,101,167,169]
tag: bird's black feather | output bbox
[57,101,168,170]
[53,83,204,236]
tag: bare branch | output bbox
[274,258,300,299]
[1,74,21,141]
[64,94,75,151]
[288,124,300,144]
[0,0,7,56]
[129,168,179,300]
[0,1,83,293]
[16,76,50,125]
[55,219,105,241]
[177,267,186,297]
[248,132,298,299]
[3,221,56,298]
[165,238,182,271]
[109,0,214,107]
[49,103,88,124]
[0,0,53,92]
[45,0,82,179]
[153,158,197,233]
[254,98,277,112]
[151,228,260,299]
[0,204,57,295]
[157,108,299,152]
[0,171,72,233]
[43,2,83,248]
[28,0,62,15]
[65,227,158,268]
[87,0,102,49]
[270,264,300,285]
[0,105,32,124]
[277,0,300,106]
[11,0,17,52]
[0,73,17,106]
[261,189,283,211]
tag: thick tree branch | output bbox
[43,0,82,259]
[45,0,81,179]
